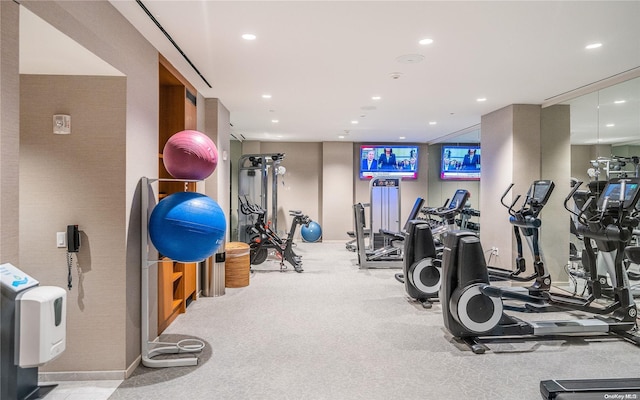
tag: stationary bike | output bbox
[440,178,640,354]
[238,195,310,272]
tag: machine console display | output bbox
[598,178,640,210]
[528,180,554,205]
[448,189,470,210]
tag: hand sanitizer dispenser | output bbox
[16,286,67,367]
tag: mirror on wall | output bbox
[427,125,481,234]
[564,75,640,298]
[568,76,640,182]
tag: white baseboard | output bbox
[38,355,141,382]
[39,370,125,382]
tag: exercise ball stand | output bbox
[140,177,205,368]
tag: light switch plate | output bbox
[57,232,66,248]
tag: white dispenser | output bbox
[16,286,67,367]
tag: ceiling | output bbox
[21,1,640,144]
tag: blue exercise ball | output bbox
[149,192,226,262]
[301,221,322,242]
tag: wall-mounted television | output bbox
[359,144,419,179]
[440,145,481,181]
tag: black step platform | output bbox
[541,378,640,399]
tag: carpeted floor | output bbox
[108,241,640,400]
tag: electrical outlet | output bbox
[491,246,499,256]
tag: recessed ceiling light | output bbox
[477,97,487,102]
[262,94,272,99]
[606,123,615,127]
[271,119,279,123]
[429,121,437,125]
[614,100,626,104]
[585,42,602,50]
[419,38,434,45]
[351,120,359,124]
[399,136,406,140]
[338,135,345,139]
[242,33,256,41]
[372,96,381,100]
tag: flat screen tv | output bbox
[440,145,481,181]
[359,144,419,179]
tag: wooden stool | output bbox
[225,242,250,288]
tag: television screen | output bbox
[359,145,419,179]
[440,145,481,181]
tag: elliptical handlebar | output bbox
[563,180,585,221]
[508,195,522,216]
[500,183,525,217]
[500,183,516,214]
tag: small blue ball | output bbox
[149,192,226,262]
[301,221,322,243]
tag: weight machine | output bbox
[237,153,285,243]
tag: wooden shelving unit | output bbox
[157,54,199,334]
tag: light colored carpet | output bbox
[109,241,639,400]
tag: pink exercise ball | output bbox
[163,130,218,180]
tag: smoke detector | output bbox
[396,54,424,64]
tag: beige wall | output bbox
[204,98,232,243]
[20,74,127,372]
[571,145,593,184]
[322,142,353,240]
[479,104,571,281]
[541,105,571,282]
[14,0,160,378]
[480,105,542,270]
[0,1,20,264]
[479,106,517,269]
[242,141,323,240]
[229,139,243,239]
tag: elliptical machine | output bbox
[440,178,640,354]
[486,180,554,293]
[399,189,470,308]
[238,195,310,272]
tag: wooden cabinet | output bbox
[158,258,181,332]
[157,54,199,334]
[158,257,198,333]
[181,262,197,303]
